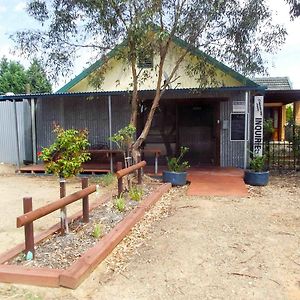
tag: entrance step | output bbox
[187,167,248,197]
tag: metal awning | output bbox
[264,90,300,103]
[0,86,265,102]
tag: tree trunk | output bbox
[129,43,139,128]
[59,178,69,235]
[130,71,139,127]
[132,92,161,153]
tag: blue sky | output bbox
[0,0,300,90]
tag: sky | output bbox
[0,0,299,91]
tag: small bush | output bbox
[129,186,143,201]
[114,194,126,212]
[92,223,103,239]
[167,146,190,172]
[250,155,266,172]
[99,173,115,186]
[38,124,91,178]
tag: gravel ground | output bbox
[10,180,160,269]
[0,167,300,299]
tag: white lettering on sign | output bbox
[253,96,264,156]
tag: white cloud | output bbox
[0,5,7,13]
[266,0,300,89]
[0,43,14,59]
[14,2,26,12]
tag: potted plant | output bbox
[244,155,269,186]
[163,146,190,186]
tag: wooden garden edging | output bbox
[0,176,172,288]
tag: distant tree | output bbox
[27,59,52,93]
[286,105,294,124]
[286,0,300,18]
[0,57,52,94]
[0,58,27,94]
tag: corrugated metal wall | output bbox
[36,95,131,151]
[111,96,132,139]
[0,100,30,164]
[35,92,252,168]
[220,92,250,168]
[36,97,64,151]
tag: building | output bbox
[253,77,293,141]
[1,37,300,169]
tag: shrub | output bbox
[167,146,190,172]
[99,173,115,186]
[110,124,136,153]
[263,118,274,141]
[129,186,143,201]
[92,223,103,239]
[114,194,126,212]
[39,124,91,178]
[250,155,266,172]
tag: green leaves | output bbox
[26,59,52,93]
[14,0,288,84]
[0,58,27,94]
[91,223,103,239]
[128,186,143,201]
[0,57,52,94]
[114,194,126,212]
[110,124,136,151]
[167,146,190,172]
[39,124,91,179]
[250,155,266,172]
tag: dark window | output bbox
[231,113,246,141]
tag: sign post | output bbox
[253,96,264,156]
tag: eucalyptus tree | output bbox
[286,0,300,18]
[13,0,287,158]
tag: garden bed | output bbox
[0,177,171,289]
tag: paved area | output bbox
[187,167,248,196]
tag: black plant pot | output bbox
[162,171,187,186]
[244,170,269,186]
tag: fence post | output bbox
[60,178,68,235]
[118,178,123,197]
[116,162,123,196]
[81,177,89,223]
[116,161,123,172]
[23,197,34,258]
[137,156,142,184]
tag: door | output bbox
[178,102,220,166]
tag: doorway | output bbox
[178,102,220,166]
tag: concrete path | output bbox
[187,167,248,196]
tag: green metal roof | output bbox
[57,36,258,93]
[1,86,266,102]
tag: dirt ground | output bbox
[0,164,300,299]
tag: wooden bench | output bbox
[88,149,161,174]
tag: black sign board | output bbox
[231,113,245,141]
